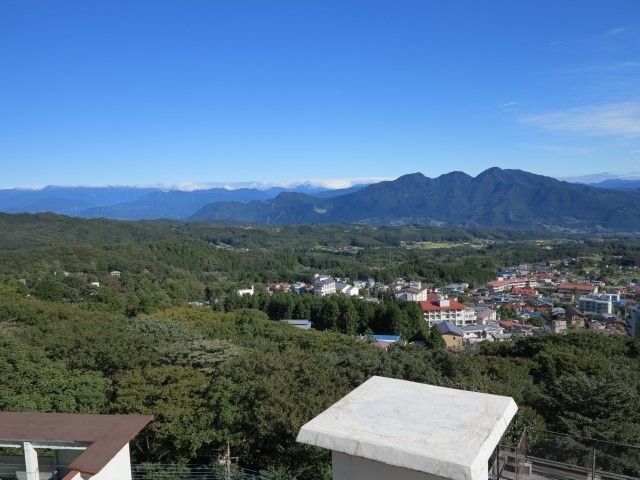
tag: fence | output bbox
[131,463,274,480]
[491,428,640,480]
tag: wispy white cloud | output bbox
[521,102,640,137]
[564,61,640,73]
[603,26,628,36]
[550,26,630,48]
[499,101,520,109]
[0,177,392,192]
[528,144,593,155]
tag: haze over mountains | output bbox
[2,168,640,232]
[190,168,640,232]
[0,184,366,220]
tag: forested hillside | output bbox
[1,214,640,478]
[1,296,639,479]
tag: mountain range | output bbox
[190,168,640,232]
[588,179,640,191]
[0,184,366,220]
[2,169,640,231]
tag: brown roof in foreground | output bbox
[0,412,153,475]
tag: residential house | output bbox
[565,307,587,328]
[459,323,505,343]
[499,320,535,335]
[394,286,429,302]
[546,319,567,334]
[436,321,464,350]
[314,275,336,296]
[336,282,360,297]
[474,306,497,324]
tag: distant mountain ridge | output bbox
[0,184,367,219]
[190,168,640,232]
[0,186,160,215]
[588,179,640,191]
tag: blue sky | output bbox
[1,0,640,187]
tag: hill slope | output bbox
[190,168,640,232]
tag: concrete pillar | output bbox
[23,441,39,480]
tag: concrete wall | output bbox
[332,451,447,480]
[92,444,132,480]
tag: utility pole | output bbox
[221,441,239,480]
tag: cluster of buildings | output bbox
[238,258,639,348]
[313,274,363,297]
[304,263,638,347]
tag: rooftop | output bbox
[296,376,517,480]
[419,299,465,312]
[0,412,153,475]
[437,321,465,336]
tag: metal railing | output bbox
[0,461,69,479]
[131,463,274,480]
[491,429,640,480]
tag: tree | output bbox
[0,336,109,413]
[426,327,446,350]
[113,366,218,463]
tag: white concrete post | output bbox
[23,441,39,480]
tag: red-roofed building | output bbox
[487,277,541,293]
[499,320,535,332]
[419,297,476,326]
[511,287,541,298]
[557,283,598,295]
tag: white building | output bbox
[394,287,429,302]
[474,306,497,324]
[487,277,540,293]
[315,275,337,296]
[237,286,255,296]
[297,376,517,480]
[336,282,360,297]
[419,298,476,327]
[578,293,615,316]
[0,412,152,480]
[109,270,121,277]
[459,323,505,343]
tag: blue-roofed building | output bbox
[361,334,402,350]
[370,334,401,342]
